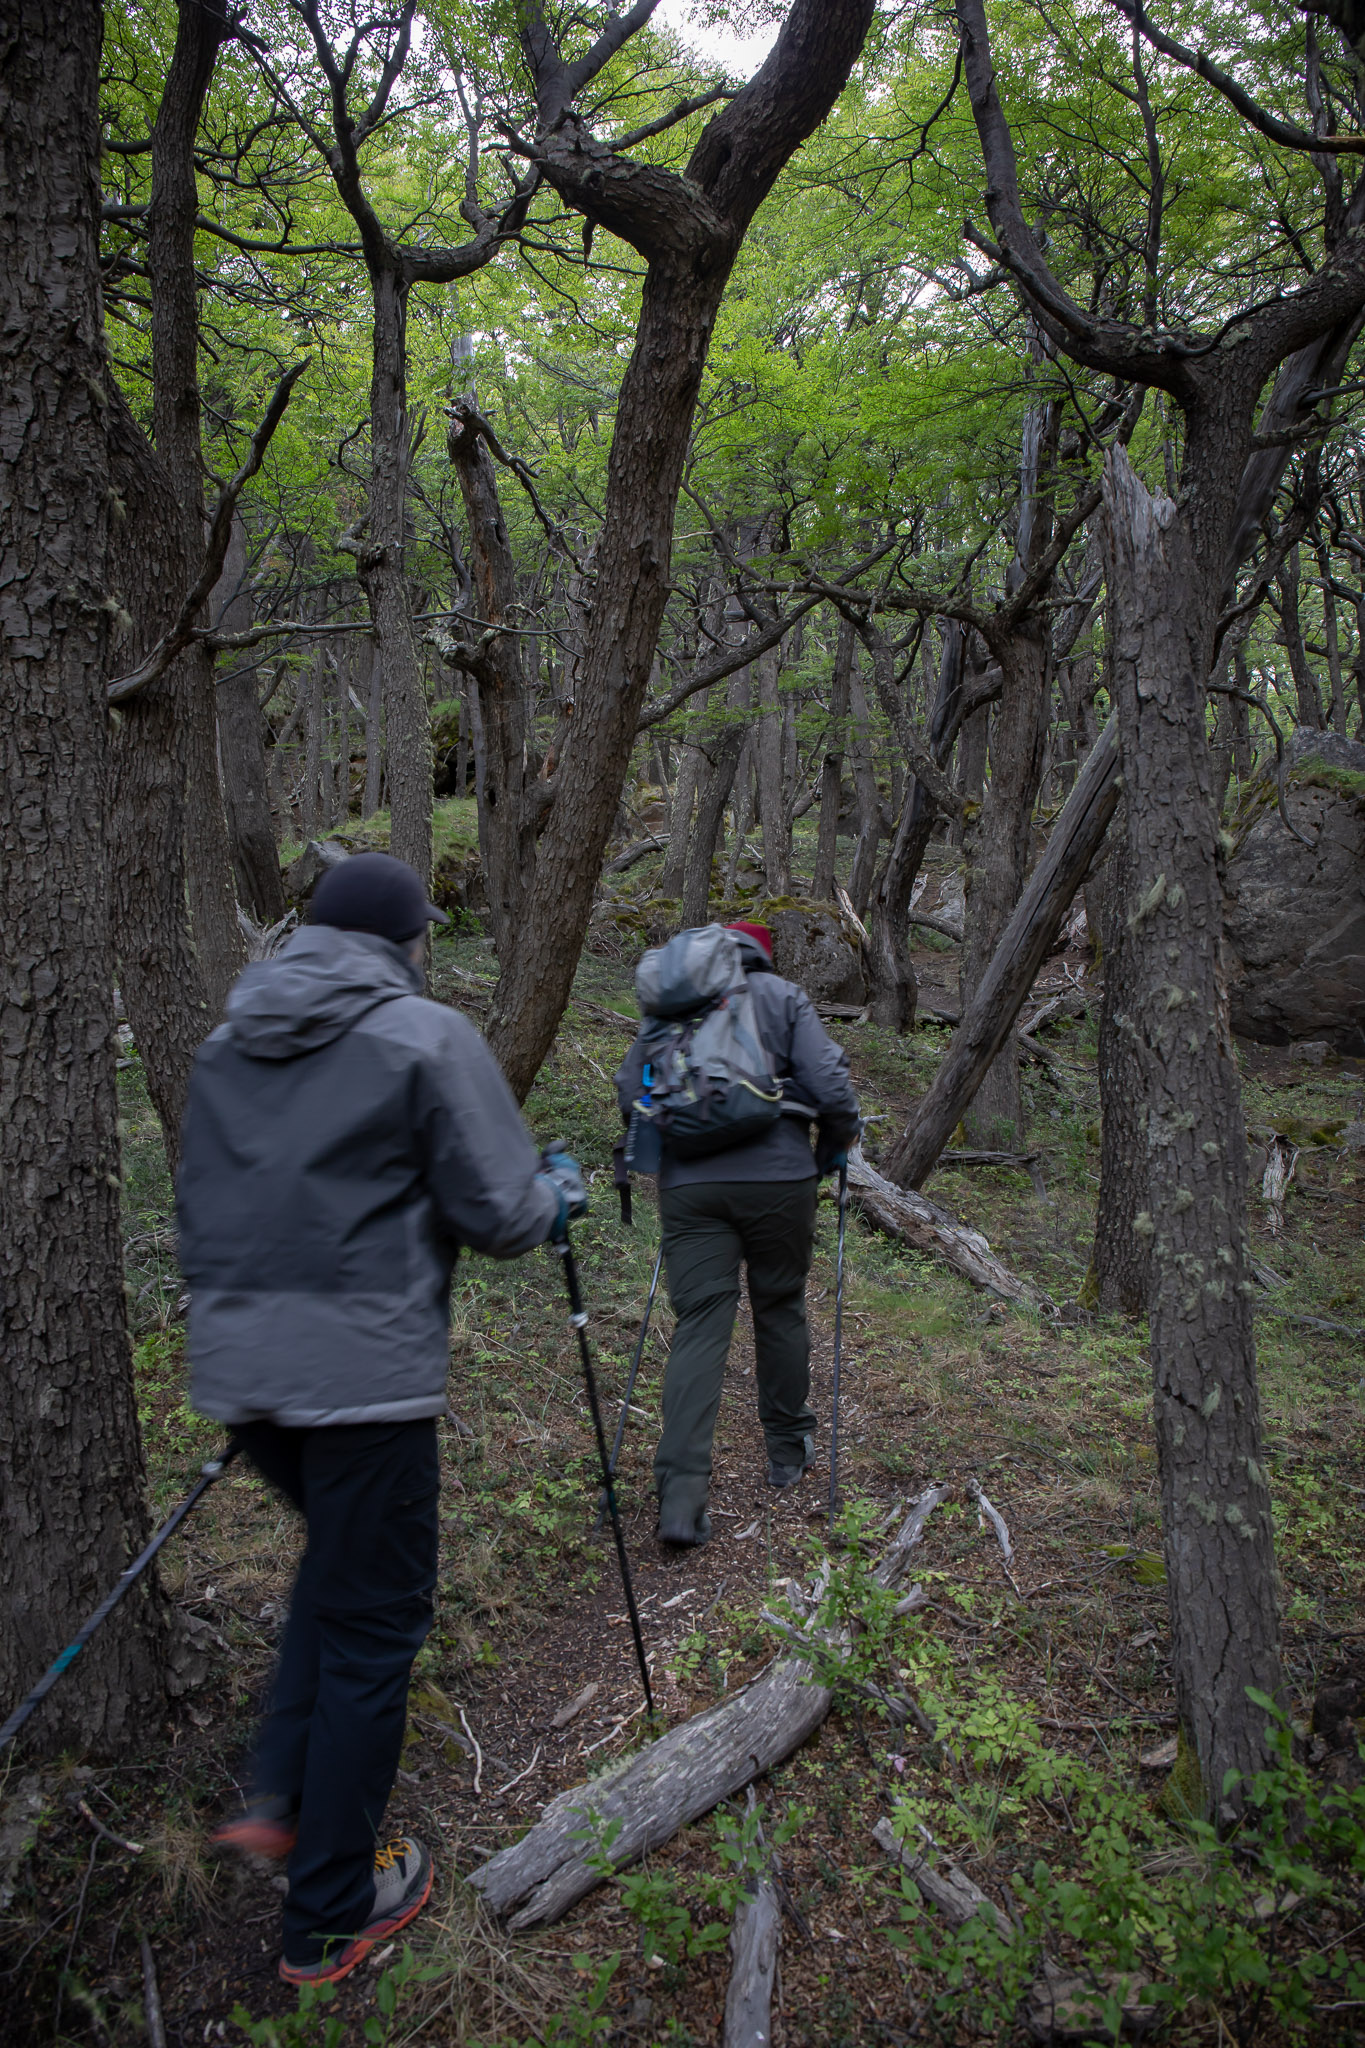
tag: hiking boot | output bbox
[767,1434,816,1489]
[278,1836,433,1986]
[657,1478,711,1547]
[211,1793,298,1860]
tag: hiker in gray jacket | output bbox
[615,920,861,1546]
[178,853,585,1986]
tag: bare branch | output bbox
[107,359,309,704]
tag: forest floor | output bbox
[4,915,1365,2048]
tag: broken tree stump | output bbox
[723,1877,780,2048]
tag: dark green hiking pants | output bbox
[653,1178,819,1502]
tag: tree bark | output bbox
[1276,546,1324,730]
[213,518,287,925]
[0,0,171,1755]
[1103,443,1284,1814]
[681,676,748,928]
[811,617,853,899]
[661,729,705,900]
[846,661,881,916]
[865,622,966,1030]
[485,0,876,1097]
[363,638,384,815]
[754,642,790,893]
[883,717,1120,1188]
[1089,816,1149,1315]
[446,403,537,955]
[106,386,211,1167]
[723,1879,780,2048]
[148,0,245,1014]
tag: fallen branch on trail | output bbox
[724,1876,780,2048]
[605,835,668,874]
[467,1488,946,1927]
[872,1815,1011,1936]
[846,1146,1048,1306]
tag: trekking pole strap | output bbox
[0,1440,242,1752]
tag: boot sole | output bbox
[278,1858,434,1985]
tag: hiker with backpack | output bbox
[177,853,586,1985]
[615,920,862,1546]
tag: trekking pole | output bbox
[827,1159,850,1534]
[0,1441,242,1752]
[597,1243,664,1528]
[555,1234,655,1718]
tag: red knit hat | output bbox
[727,920,773,959]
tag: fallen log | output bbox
[467,1490,945,1927]
[872,1815,1011,1936]
[723,1878,780,2048]
[885,717,1119,1188]
[846,1147,1048,1306]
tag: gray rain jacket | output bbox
[614,934,861,1188]
[177,925,558,1428]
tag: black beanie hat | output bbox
[309,852,450,944]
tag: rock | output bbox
[1026,1961,1158,2042]
[932,870,966,941]
[1288,1039,1330,1065]
[1224,728,1365,1053]
[281,836,351,901]
[763,903,866,1005]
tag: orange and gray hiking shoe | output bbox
[278,1836,433,1986]
[211,1794,298,1860]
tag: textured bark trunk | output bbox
[1277,547,1325,730]
[1090,816,1149,1315]
[884,718,1120,1189]
[302,644,324,838]
[952,696,989,847]
[364,639,384,815]
[811,616,854,899]
[865,623,966,1030]
[213,519,286,924]
[446,404,537,956]
[1103,443,1284,1813]
[106,385,211,1166]
[660,729,706,900]
[1316,539,1350,736]
[356,265,432,883]
[148,0,244,1014]
[754,643,790,893]
[960,618,1050,1145]
[0,0,171,1754]
[724,732,757,897]
[681,677,748,928]
[846,663,881,916]
[484,0,876,1098]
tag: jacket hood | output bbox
[225,925,421,1060]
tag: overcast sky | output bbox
[654,0,779,77]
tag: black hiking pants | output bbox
[234,1417,439,1966]
[653,1178,819,1507]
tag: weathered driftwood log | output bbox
[872,1815,1011,1936]
[846,1146,1047,1306]
[468,1489,946,1927]
[723,1877,780,2048]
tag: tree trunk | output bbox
[446,403,537,956]
[364,639,384,815]
[484,0,876,1098]
[812,614,854,899]
[1315,537,1350,736]
[952,695,988,847]
[1276,546,1324,730]
[724,731,757,896]
[865,622,966,1030]
[755,643,790,893]
[0,0,171,1755]
[105,384,211,1168]
[148,0,245,1015]
[213,518,287,925]
[883,717,1120,1189]
[356,264,432,884]
[1103,443,1283,1814]
[959,618,1051,1145]
[1089,816,1149,1315]
[681,677,748,928]
[846,660,881,916]
[661,731,705,900]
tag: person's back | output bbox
[178,855,580,1985]
[615,921,860,1544]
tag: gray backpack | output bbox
[626,926,782,1165]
